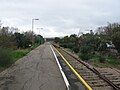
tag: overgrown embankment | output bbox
[54,23,120,69]
[0,26,45,72]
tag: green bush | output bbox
[11,50,29,61]
[98,55,106,63]
[72,47,79,53]
[80,46,92,54]
[60,43,68,48]
[79,46,93,61]
[79,53,91,61]
[0,47,13,67]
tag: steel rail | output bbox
[53,44,120,90]
[53,45,93,90]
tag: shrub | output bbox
[54,37,61,43]
[72,47,79,53]
[79,53,91,61]
[98,55,106,63]
[80,46,92,54]
[0,47,13,67]
[60,43,67,48]
[79,46,93,61]
[112,31,120,53]
[11,50,28,60]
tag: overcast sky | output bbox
[0,0,120,37]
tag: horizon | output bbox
[0,0,120,37]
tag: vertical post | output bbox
[0,20,2,29]
[32,19,34,32]
[31,18,39,43]
[32,18,39,32]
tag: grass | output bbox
[0,43,42,73]
[90,54,120,69]
[11,43,41,62]
[11,49,30,61]
[0,48,30,72]
[0,49,30,67]
[0,48,13,68]
[31,43,41,50]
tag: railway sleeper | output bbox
[105,76,120,80]
[93,86,113,90]
[82,75,99,78]
[87,80,107,84]
[77,70,92,74]
[80,73,96,77]
[73,66,86,69]
[110,80,120,82]
[90,83,109,87]
[112,82,120,85]
[101,73,113,75]
[87,80,105,83]
[84,77,103,81]
[88,82,107,86]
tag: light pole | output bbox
[32,18,39,32]
[31,18,39,43]
[37,27,46,42]
[37,27,43,35]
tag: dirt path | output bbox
[0,43,66,90]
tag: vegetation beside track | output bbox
[0,48,30,68]
[11,49,30,62]
[54,23,120,69]
[0,26,44,72]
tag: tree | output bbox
[14,32,24,48]
[35,35,44,44]
[14,32,33,48]
[79,46,92,61]
[0,27,15,48]
[112,32,120,53]
[54,37,61,43]
[96,23,120,53]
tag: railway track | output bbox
[53,44,120,90]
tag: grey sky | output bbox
[0,0,120,37]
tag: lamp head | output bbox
[34,19,39,20]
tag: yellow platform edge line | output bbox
[53,46,93,90]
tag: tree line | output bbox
[0,25,44,68]
[0,26,44,49]
[54,23,120,63]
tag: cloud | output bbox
[0,0,120,37]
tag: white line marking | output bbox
[50,45,70,90]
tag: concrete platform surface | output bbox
[0,43,66,90]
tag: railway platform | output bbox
[0,43,67,90]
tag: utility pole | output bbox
[32,18,39,32]
[31,18,39,43]
[37,27,46,42]
[0,20,2,29]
